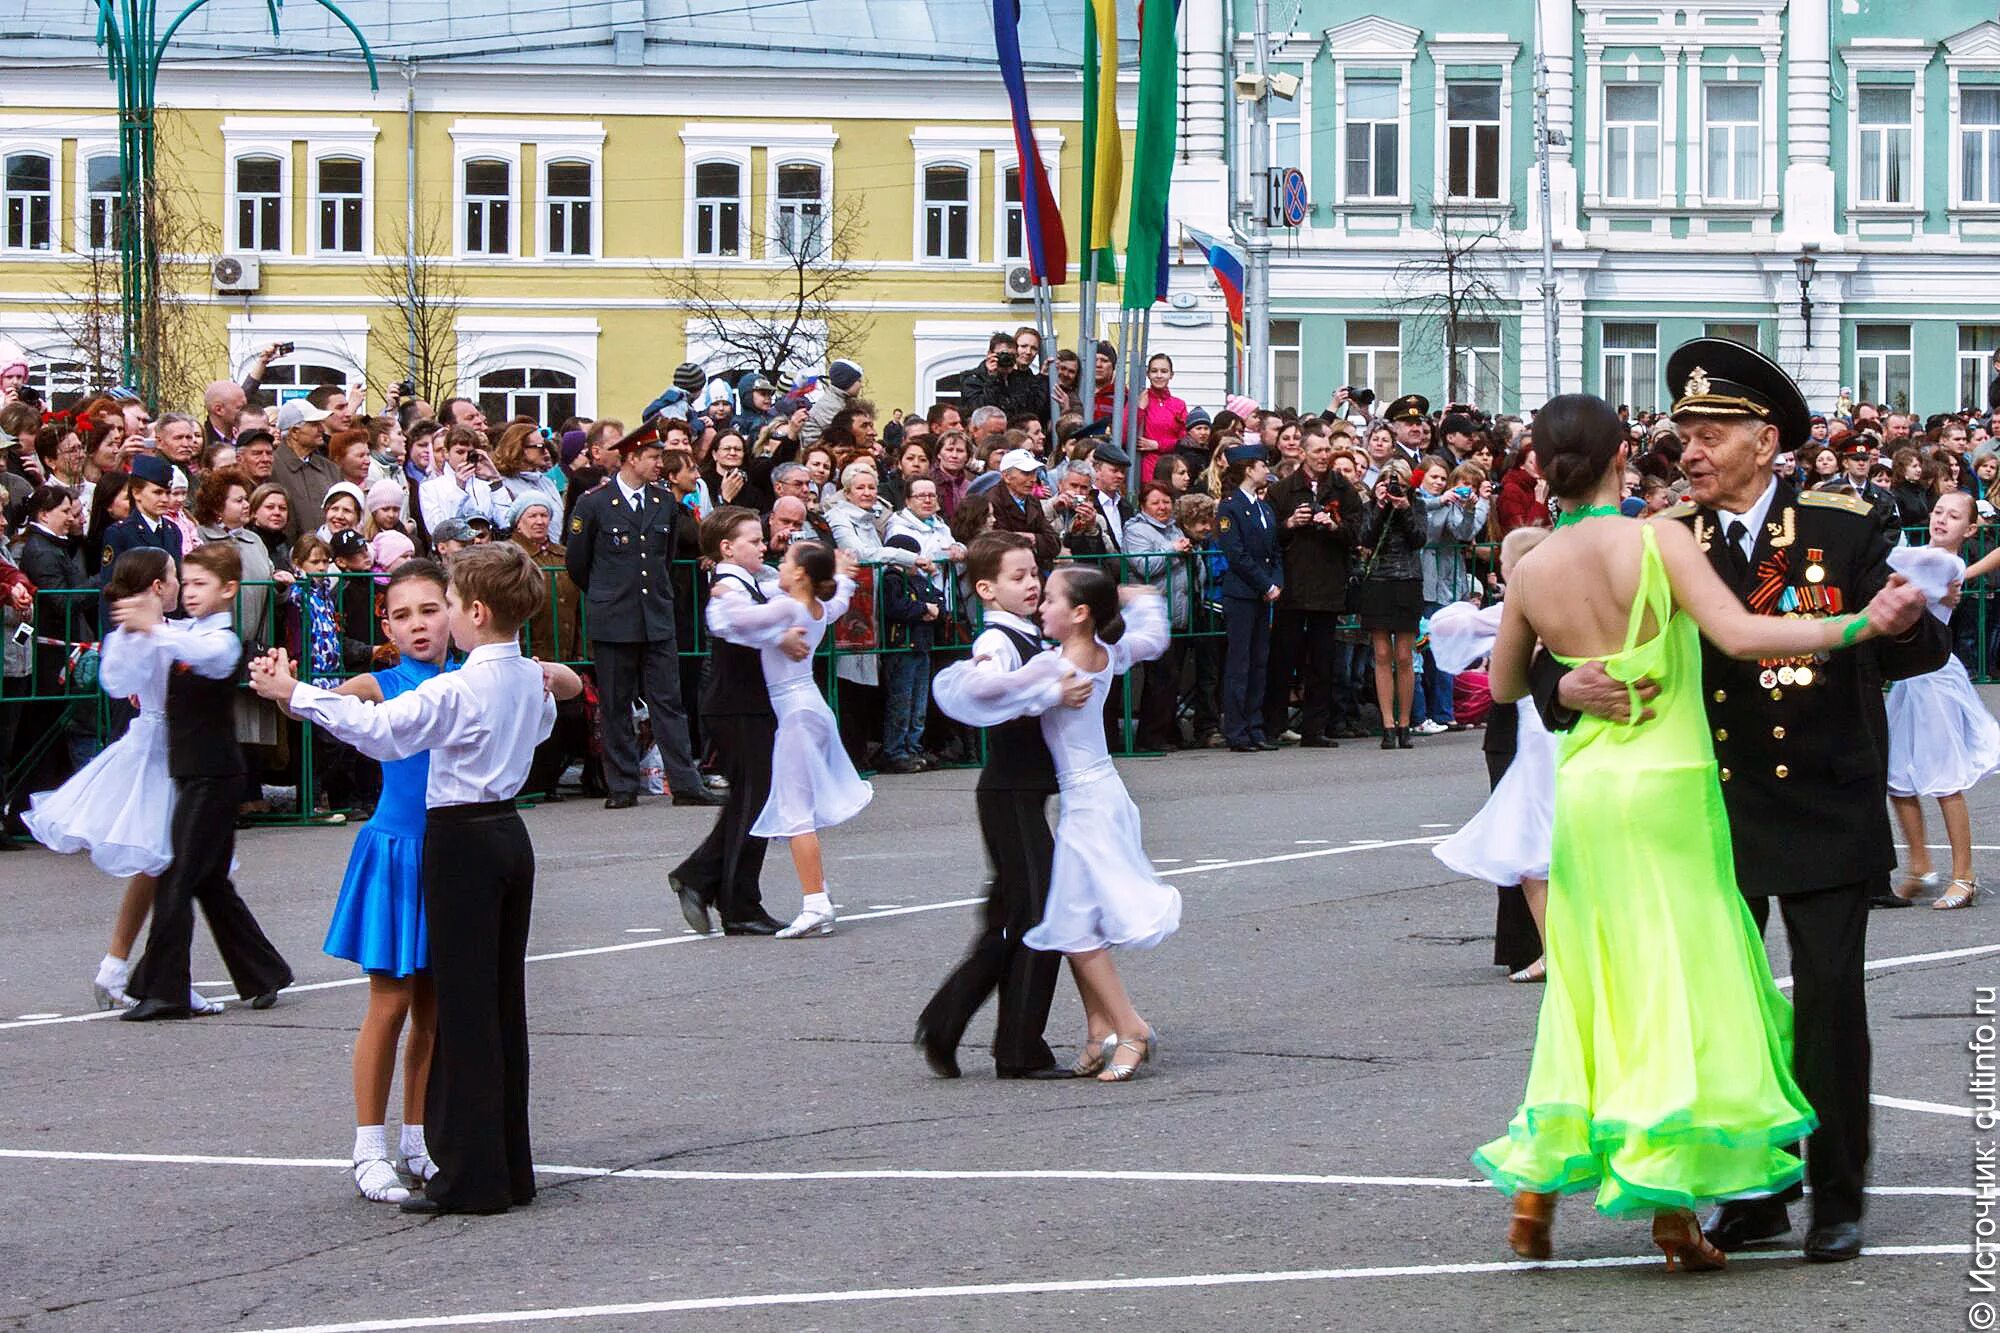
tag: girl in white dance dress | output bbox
[1024,571,1178,1081]
[1433,527,1557,980]
[24,548,220,1014]
[1884,491,1999,910]
[711,540,872,938]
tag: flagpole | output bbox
[1110,306,1132,468]
[1129,305,1153,503]
[1079,263,1096,368]
[1037,283,1060,429]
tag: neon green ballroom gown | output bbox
[1473,526,1818,1216]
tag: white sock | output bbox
[96,954,127,985]
[354,1124,388,1163]
[802,891,832,915]
[399,1123,427,1162]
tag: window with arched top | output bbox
[234,154,284,252]
[921,163,970,261]
[1001,165,1024,262]
[257,358,350,403]
[773,161,825,260]
[464,158,512,257]
[5,152,54,251]
[316,155,365,254]
[85,154,120,252]
[26,359,91,412]
[545,159,593,258]
[476,366,577,426]
[693,160,742,258]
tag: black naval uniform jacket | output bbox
[1539,480,1949,898]
[564,479,684,645]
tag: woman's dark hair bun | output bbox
[790,540,838,601]
[1532,394,1627,501]
[1058,564,1124,644]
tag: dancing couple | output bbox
[1475,343,1938,1272]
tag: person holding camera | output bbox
[1412,462,1492,735]
[959,332,1047,427]
[1356,458,1427,749]
[1262,433,1362,747]
[418,426,504,534]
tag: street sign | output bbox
[1276,168,1309,227]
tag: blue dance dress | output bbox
[322,658,440,976]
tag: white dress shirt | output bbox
[418,471,502,533]
[98,612,241,710]
[931,609,1071,726]
[1713,477,1778,562]
[288,640,554,807]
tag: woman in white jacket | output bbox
[823,460,927,701]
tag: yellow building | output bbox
[0,1,1136,419]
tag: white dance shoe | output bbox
[776,905,837,938]
[353,1157,412,1204]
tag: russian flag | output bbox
[1185,226,1247,342]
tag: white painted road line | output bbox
[0,1147,1973,1198]
[234,1246,1975,1333]
[1872,1094,1975,1119]
[1774,940,2000,991]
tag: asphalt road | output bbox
[0,719,1992,1332]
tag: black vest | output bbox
[976,622,1058,794]
[700,572,776,719]
[166,644,247,779]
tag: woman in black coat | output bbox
[1355,458,1428,750]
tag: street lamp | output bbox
[1793,245,1820,350]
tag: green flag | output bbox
[1120,0,1177,309]
[1080,0,1120,284]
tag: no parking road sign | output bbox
[1275,168,1309,227]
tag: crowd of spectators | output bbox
[2,334,1995,832]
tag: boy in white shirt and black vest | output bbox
[917,531,1093,1079]
[121,542,293,1021]
[252,544,582,1215]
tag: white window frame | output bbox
[1324,16,1419,210]
[448,121,537,260]
[908,127,1036,267]
[1344,320,1401,406]
[525,126,604,261]
[1599,323,1659,414]
[1855,324,1913,411]
[1429,36,1519,208]
[1853,84,1917,207]
[228,148,290,255]
[1,144,57,254]
[75,142,121,254]
[1601,80,1663,203]
[1946,21,2000,211]
[772,160,828,261]
[1956,84,2000,209]
[1699,78,1762,205]
[220,118,378,260]
[460,155,516,259]
[1269,318,1303,412]
[1957,325,2000,411]
[994,148,1060,266]
[455,315,600,420]
[540,158,595,260]
[687,153,748,260]
[1454,320,1502,411]
[310,153,367,257]
[1443,81,1504,203]
[917,158,976,265]
[1341,78,1405,203]
[675,123,838,265]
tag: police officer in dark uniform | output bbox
[565,431,722,810]
[98,454,183,624]
[1535,338,1949,1265]
[1816,436,1900,541]
[1215,442,1282,752]
[1383,393,1431,470]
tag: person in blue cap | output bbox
[98,453,183,633]
[1214,443,1281,752]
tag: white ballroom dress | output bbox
[1429,601,1557,887]
[23,625,177,879]
[1885,545,2000,798]
[709,574,875,838]
[947,594,1181,953]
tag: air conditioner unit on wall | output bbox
[1002,262,1036,303]
[211,255,261,294]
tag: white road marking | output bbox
[1872,1094,1975,1119]
[1158,835,1446,877]
[0,1147,1972,1199]
[1420,823,1452,829]
[1294,838,1331,845]
[233,1246,1975,1333]
[621,928,661,935]
[1774,940,2000,990]
[12,1013,59,1020]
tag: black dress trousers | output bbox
[593,636,703,798]
[422,803,538,1214]
[670,714,774,923]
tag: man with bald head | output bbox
[767,495,809,553]
[203,379,247,448]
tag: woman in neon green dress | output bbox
[1475,395,1928,1272]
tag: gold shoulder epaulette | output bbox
[1797,490,1872,516]
[1660,501,1696,520]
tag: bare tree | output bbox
[654,198,874,383]
[1390,194,1511,410]
[366,205,464,410]
[49,129,222,412]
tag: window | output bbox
[463,157,512,256]
[1269,319,1302,411]
[1958,326,2000,411]
[1600,323,1659,413]
[545,159,593,257]
[1855,325,1912,411]
[922,163,971,260]
[256,358,348,404]
[315,156,364,254]
[85,154,120,251]
[692,160,742,258]
[1001,165,1024,262]
[1446,82,1502,200]
[1704,322,1759,349]
[1703,83,1761,202]
[475,367,577,426]
[1344,79,1401,200]
[26,359,90,413]
[234,154,283,253]
[774,161,825,260]
[1344,320,1400,405]
[1856,86,1913,205]
[1603,84,1661,202]
[4,152,53,251]
[930,368,970,404]
[1962,88,2000,205]
[1454,321,1501,410]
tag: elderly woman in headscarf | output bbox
[823,458,928,761]
[505,489,587,799]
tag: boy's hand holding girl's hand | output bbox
[1057,664,1093,710]
[112,593,163,632]
[248,647,301,702]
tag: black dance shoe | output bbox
[121,999,193,1022]
[670,875,714,935]
[913,1024,960,1079]
[1803,1220,1863,1263]
[603,793,638,810]
[1702,1199,1791,1251]
[721,913,785,936]
[995,1065,1075,1081]
[671,788,725,807]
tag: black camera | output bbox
[394,378,416,401]
[1383,480,1407,498]
[995,350,1017,370]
